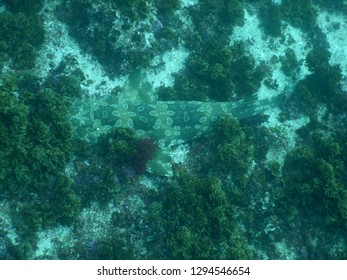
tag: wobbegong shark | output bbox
[69,72,281,176]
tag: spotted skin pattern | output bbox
[70,94,277,175]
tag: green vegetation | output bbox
[98,127,157,177]
[188,0,245,39]
[157,74,207,101]
[73,126,157,206]
[1,0,346,260]
[82,235,135,260]
[211,116,254,189]
[0,75,81,258]
[156,0,181,17]
[280,48,301,77]
[314,0,347,14]
[281,0,317,33]
[270,125,347,258]
[58,0,182,76]
[258,0,318,37]
[45,57,85,98]
[275,41,347,258]
[3,0,43,15]
[281,47,345,118]
[281,142,347,227]
[57,0,152,76]
[146,168,252,259]
[106,0,150,20]
[0,11,44,69]
[67,114,258,260]
[158,39,266,101]
[259,2,282,37]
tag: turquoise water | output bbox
[0,0,346,260]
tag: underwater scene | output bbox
[0,0,347,260]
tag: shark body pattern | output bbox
[70,94,277,176]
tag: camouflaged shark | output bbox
[70,71,280,176]
[69,95,280,176]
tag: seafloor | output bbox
[0,0,347,260]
